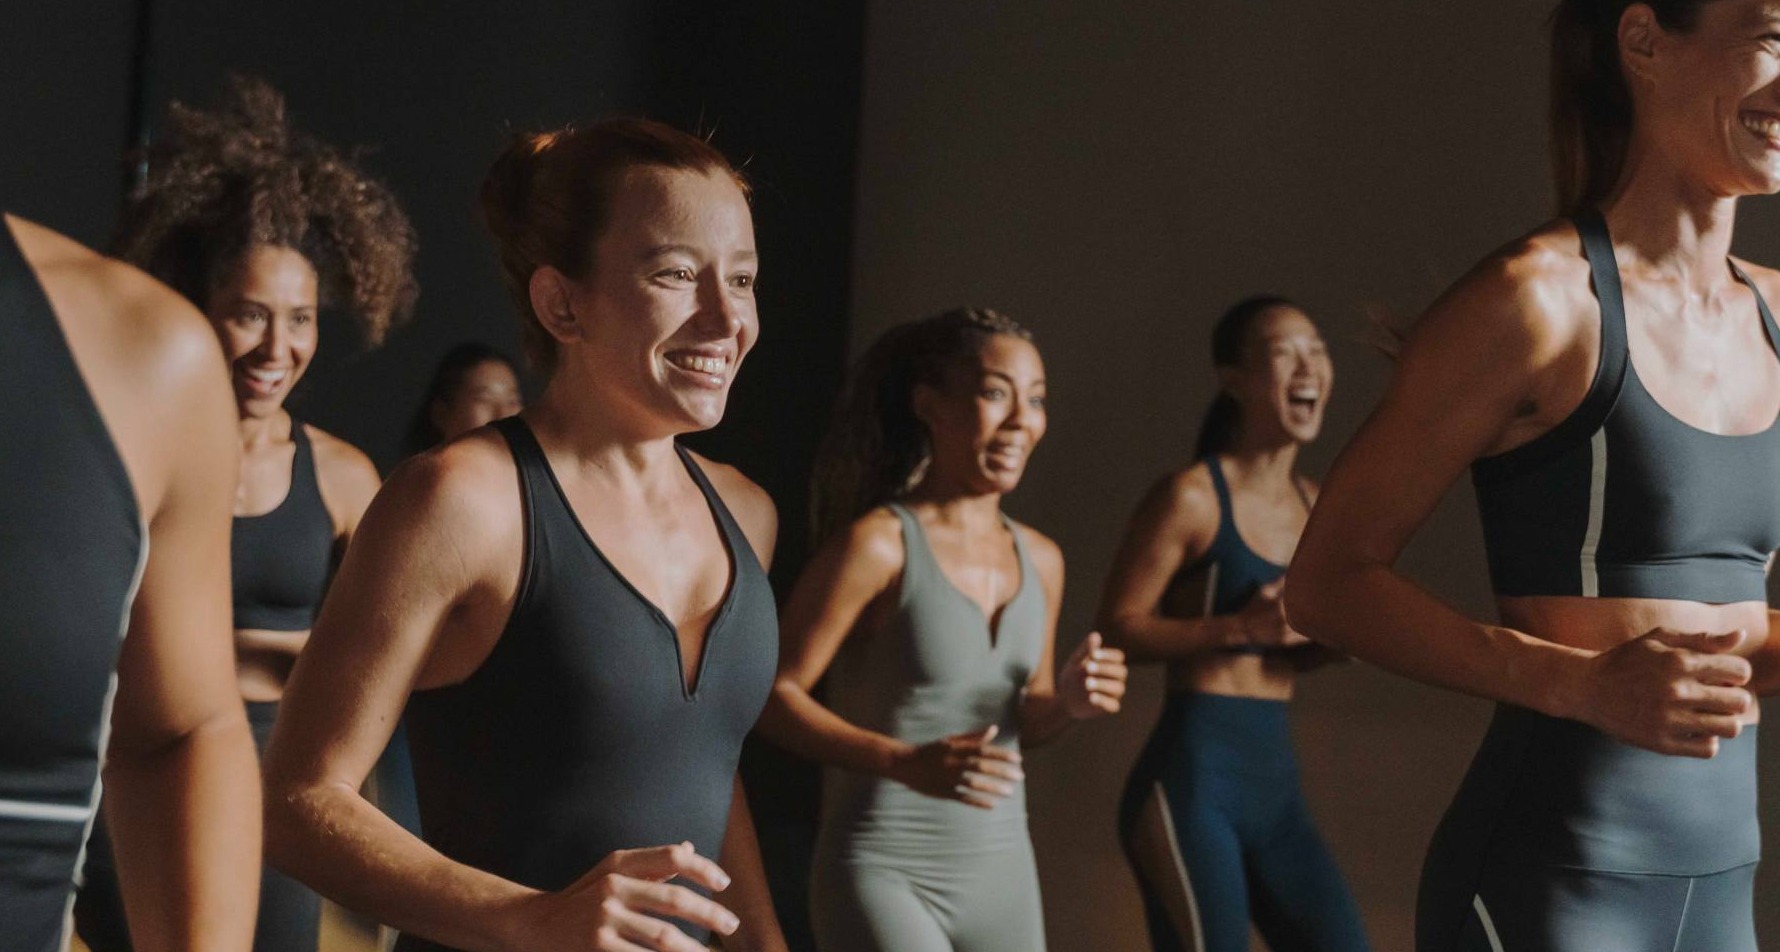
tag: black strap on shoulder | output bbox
[1571,209,1630,396]
[1729,261,1780,359]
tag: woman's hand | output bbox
[1577,628,1754,758]
[888,725,1025,808]
[1234,581,1310,648]
[518,842,739,952]
[1056,632,1128,718]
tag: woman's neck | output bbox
[526,371,683,484]
[237,409,290,451]
[902,477,1004,533]
[1603,141,1741,294]
[1220,430,1301,491]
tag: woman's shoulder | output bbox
[1404,218,1601,372]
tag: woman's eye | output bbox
[290,312,314,326]
[983,387,1007,400]
[731,273,755,290]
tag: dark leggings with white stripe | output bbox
[1118,693,1370,952]
[76,701,321,952]
[1416,704,1759,952]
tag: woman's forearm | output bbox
[756,683,910,778]
[1100,611,1241,663]
[266,779,538,952]
[1287,560,1592,719]
[716,779,788,952]
[104,712,260,952]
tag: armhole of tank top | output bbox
[672,442,760,579]
[1201,456,1237,547]
[1,217,143,536]
[1730,261,1780,360]
[492,418,542,630]
[882,501,923,613]
[1472,210,1629,484]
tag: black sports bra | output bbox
[1471,210,1780,603]
[231,421,334,630]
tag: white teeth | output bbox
[246,369,287,383]
[1742,115,1780,139]
[669,354,728,376]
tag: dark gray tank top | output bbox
[0,220,146,952]
[400,417,777,950]
[1473,210,1780,602]
[818,503,1046,856]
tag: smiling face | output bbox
[205,244,319,420]
[1222,305,1332,448]
[914,333,1048,496]
[551,166,758,435]
[1634,0,1780,196]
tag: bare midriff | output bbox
[1499,594,1768,725]
[1164,652,1297,700]
[237,630,308,702]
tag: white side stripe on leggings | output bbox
[0,798,92,823]
[1472,894,1505,952]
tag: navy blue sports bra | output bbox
[1472,210,1780,603]
[1185,456,1307,654]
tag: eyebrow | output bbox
[640,244,759,264]
[981,369,1045,387]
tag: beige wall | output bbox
[851,3,1780,950]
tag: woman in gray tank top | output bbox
[758,308,1129,952]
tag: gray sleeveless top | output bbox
[819,502,1046,856]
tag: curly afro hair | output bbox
[114,75,418,346]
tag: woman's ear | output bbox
[911,379,941,430]
[1618,3,1658,85]
[528,266,586,347]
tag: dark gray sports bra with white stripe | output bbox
[1472,209,1780,603]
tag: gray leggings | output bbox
[810,839,1046,952]
[1428,860,1757,952]
[1417,705,1759,952]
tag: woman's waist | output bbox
[1164,651,1296,698]
[1462,703,1760,873]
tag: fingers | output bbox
[612,878,741,939]
[600,900,710,952]
[967,756,1025,783]
[1256,579,1284,602]
[1648,628,1747,655]
[1678,682,1754,717]
[958,769,1017,799]
[1685,651,1754,687]
[604,843,731,893]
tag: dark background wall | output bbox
[852,2,1780,950]
[2,4,860,948]
[10,3,1780,951]
[2,0,863,581]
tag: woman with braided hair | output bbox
[757,308,1129,952]
[76,74,417,952]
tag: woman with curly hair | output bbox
[757,308,1128,952]
[75,75,417,952]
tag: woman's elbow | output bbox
[1283,556,1345,650]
